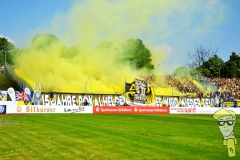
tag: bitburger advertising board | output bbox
[6,105,93,114]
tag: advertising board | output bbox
[170,107,240,114]
[6,105,93,114]
[0,105,6,114]
[93,106,170,114]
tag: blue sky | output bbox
[0,0,240,72]
[0,0,74,44]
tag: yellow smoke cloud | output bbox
[13,0,225,95]
[14,38,150,93]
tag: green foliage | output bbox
[120,39,154,70]
[0,37,15,65]
[0,37,14,53]
[201,55,224,77]
[229,52,240,67]
[173,67,190,77]
[192,51,240,78]
[30,33,80,59]
[221,52,240,78]
[0,73,20,90]
[0,51,3,65]
[6,48,21,65]
[197,67,212,77]
[61,46,79,59]
[222,60,239,78]
[30,33,60,51]
[190,69,204,77]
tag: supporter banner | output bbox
[93,106,170,114]
[38,94,215,107]
[6,105,93,114]
[125,78,155,106]
[6,83,217,107]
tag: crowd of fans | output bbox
[166,75,240,102]
[166,75,204,97]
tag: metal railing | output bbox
[4,62,33,91]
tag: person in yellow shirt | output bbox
[213,108,237,157]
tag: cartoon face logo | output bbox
[213,108,237,157]
[218,115,236,137]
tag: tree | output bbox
[0,37,14,65]
[201,55,224,77]
[120,39,154,70]
[173,67,190,77]
[190,68,204,77]
[61,46,79,59]
[197,67,211,77]
[7,48,26,65]
[187,44,218,69]
[30,33,60,51]
[229,52,240,69]
[220,52,240,78]
[222,61,239,78]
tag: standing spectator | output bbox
[221,102,226,108]
[115,99,120,106]
[234,101,238,108]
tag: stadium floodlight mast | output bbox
[4,51,6,66]
[219,67,221,79]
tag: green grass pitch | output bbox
[0,114,239,160]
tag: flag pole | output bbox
[124,78,126,106]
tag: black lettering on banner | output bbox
[179,98,186,107]
[169,97,179,107]
[156,97,163,106]
[61,94,67,106]
[33,92,214,107]
[103,96,108,106]
[194,98,201,107]
[163,97,169,106]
